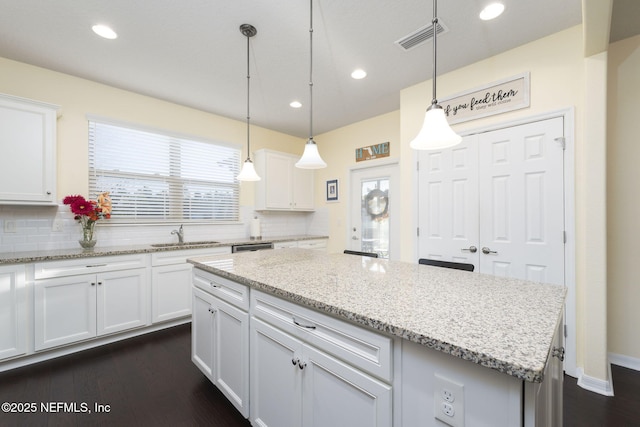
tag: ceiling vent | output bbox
[394,21,448,51]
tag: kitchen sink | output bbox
[151,241,220,248]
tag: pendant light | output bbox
[237,24,261,181]
[295,0,327,169]
[409,0,462,150]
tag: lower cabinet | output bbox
[192,282,249,417]
[0,265,26,360]
[34,256,149,351]
[151,246,230,324]
[250,317,392,427]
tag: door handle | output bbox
[482,247,497,255]
[461,246,477,253]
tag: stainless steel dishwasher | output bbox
[231,242,274,253]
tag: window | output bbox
[88,118,240,223]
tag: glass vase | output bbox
[79,220,97,249]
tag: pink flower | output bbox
[70,198,94,216]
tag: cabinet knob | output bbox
[298,360,307,370]
[46,191,52,195]
[97,281,103,286]
[292,357,300,366]
[91,282,95,286]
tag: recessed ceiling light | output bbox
[290,101,302,108]
[92,24,118,40]
[351,69,367,80]
[479,3,505,21]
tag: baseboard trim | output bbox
[576,365,615,396]
[609,353,640,372]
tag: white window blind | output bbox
[88,119,240,223]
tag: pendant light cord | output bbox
[431,0,438,107]
[245,31,251,161]
[309,0,314,141]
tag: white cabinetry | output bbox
[250,290,392,427]
[254,149,314,211]
[0,265,26,360]
[192,269,249,417]
[151,246,230,323]
[34,255,148,351]
[0,93,58,205]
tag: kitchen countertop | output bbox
[0,235,327,264]
[188,248,566,383]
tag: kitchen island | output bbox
[189,249,566,427]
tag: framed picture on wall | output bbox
[326,179,338,202]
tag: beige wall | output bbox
[313,111,400,255]
[607,34,640,362]
[0,56,301,207]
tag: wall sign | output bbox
[355,141,389,162]
[326,179,338,202]
[440,72,530,125]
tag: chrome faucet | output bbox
[171,224,184,243]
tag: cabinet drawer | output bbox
[34,254,148,279]
[151,246,230,266]
[251,290,392,382]
[193,269,249,311]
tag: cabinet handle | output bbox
[97,281,103,286]
[91,282,95,286]
[86,264,107,268]
[292,357,300,366]
[293,317,316,330]
[46,191,52,195]
[298,360,307,370]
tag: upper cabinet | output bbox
[254,149,314,211]
[0,93,59,205]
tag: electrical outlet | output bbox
[3,220,16,233]
[434,374,464,427]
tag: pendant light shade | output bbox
[237,24,261,181]
[295,0,327,169]
[409,0,462,151]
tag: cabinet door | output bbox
[0,265,26,360]
[251,318,302,427]
[265,152,293,209]
[291,166,314,210]
[192,288,215,381]
[302,344,392,427]
[151,263,192,323]
[213,297,249,417]
[96,268,148,336]
[0,95,57,204]
[34,274,97,351]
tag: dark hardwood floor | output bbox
[0,324,638,426]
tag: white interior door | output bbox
[418,135,479,264]
[478,118,565,284]
[418,117,565,286]
[349,163,400,260]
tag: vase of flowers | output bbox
[63,192,112,249]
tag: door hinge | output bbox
[564,324,568,338]
[416,161,419,171]
[554,137,566,150]
[417,227,420,237]
[563,231,567,243]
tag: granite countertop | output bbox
[188,249,566,383]
[0,235,327,264]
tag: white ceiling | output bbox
[0,0,618,139]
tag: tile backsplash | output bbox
[0,205,328,253]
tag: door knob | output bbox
[482,247,497,255]
[461,246,477,253]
